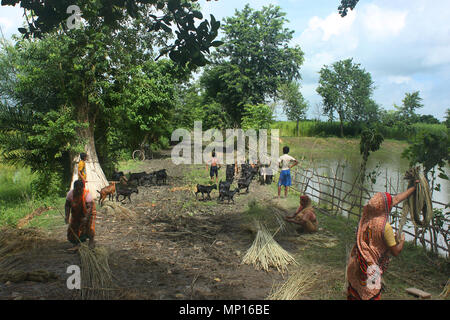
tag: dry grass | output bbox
[242,221,297,273]
[266,265,318,300]
[78,244,114,300]
[0,227,46,271]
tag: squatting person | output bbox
[65,179,97,251]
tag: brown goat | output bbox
[97,182,116,206]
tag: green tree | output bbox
[316,58,375,137]
[0,4,190,194]
[241,104,273,131]
[400,91,423,124]
[444,108,450,128]
[202,4,304,125]
[418,114,440,125]
[2,0,221,68]
[278,82,308,136]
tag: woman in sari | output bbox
[65,179,96,251]
[346,182,418,300]
[284,195,318,233]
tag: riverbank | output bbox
[0,150,448,300]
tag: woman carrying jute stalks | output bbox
[346,181,418,300]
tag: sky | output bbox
[1,0,449,121]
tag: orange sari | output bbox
[67,189,96,244]
[347,192,393,300]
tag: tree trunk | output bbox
[70,101,108,199]
[339,112,344,138]
[296,120,299,137]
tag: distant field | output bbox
[271,120,448,140]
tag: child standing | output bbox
[278,146,298,199]
[206,151,220,184]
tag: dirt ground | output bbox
[0,151,307,300]
[1,150,447,300]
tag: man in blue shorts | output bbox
[278,146,298,199]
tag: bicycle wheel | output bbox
[132,149,145,161]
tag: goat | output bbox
[97,182,116,206]
[226,164,235,183]
[139,172,155,186]
[116,185,139,203]
[238,175,254,193]
[218,180,232,202]
[128,172,147,185]
[221,188,240,204]
[111,171,125,181]
[155,169,168,185]
[195,184,217,200]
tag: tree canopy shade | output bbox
[316,58,375,137]
[0,4,188,195]
[1,0,221,68]
[201,4,304,126]
[338,0,360,17]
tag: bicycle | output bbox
[132,144,153,161]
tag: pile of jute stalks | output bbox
[78,244,114,300]
[242,220,297,273]
[266,265,318,300]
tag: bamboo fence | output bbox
[288,162,449,257]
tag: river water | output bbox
[295,151,449,257]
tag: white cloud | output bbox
[388,76,412,85]
[361,4,407,38]
[305,10,356,42]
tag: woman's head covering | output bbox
[300,195,312,208]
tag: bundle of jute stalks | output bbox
[242,220,297,273]
[78,244,114,300]
[266,265,318,300]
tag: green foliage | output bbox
[398,91,424,124]
[401,130,450,177]
[201,4,304,125]
[2,0,221,69]
[338,0,360,17]
[444,108,450,128]
[241,104,273,131]
[360,128,384,162]
[316,58,375,137]
[278,81,308,135]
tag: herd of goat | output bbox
[96,169,168,206]
[97,163,274,206]
[196,163,273,204]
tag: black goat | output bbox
[226,164,235,183]
[111,171,125,181]
[195,184,217,200]
[155,169,168,185]
[116,185,139,203]
[221,188,240,204]
[139,172,155,186]
[218,180,232,202]
[238,174,254,193]
[129,172,147,185]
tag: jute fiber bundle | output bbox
[242,221,297,273]
[399,167,433,235]
[78,244,114,300]
[266,265,318,300]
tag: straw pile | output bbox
[266,265,318,300]
[440,279,449,299]
[101,203,136,221]
[0,227,44,271]
[78,244,114,300]
[242,221,297,273]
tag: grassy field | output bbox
[278,136,409,164]
[272,120,448,141]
